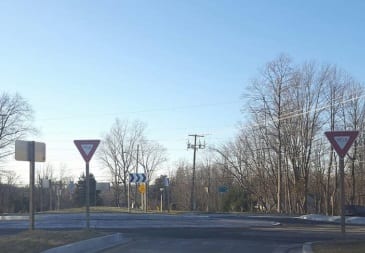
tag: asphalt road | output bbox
[1,212,365,252]
[100,221,365,253]
[100,227,304,253]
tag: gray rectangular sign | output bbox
[15,140,46,162]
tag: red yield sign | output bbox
[74,139,100,163]
[74,139,100,230]
[325,131,359,157]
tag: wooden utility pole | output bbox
[187,134,205,211]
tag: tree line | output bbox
[1,54,365,215]
[157,55,365,215]
[213,55,365,214]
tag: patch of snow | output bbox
[271,222,282,226]
[346,216,365,225]
[299,214,330,221]
[0,215,27,221]
[298,214,365,225]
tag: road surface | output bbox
[0,212,364,252]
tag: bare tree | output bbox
[323,67,346,215]
[0,92,35,212]
[136,139,167,210]
[280,62,328,213]
[341,80,365,204]
[247,54,294,213]
[169,161,192,210]
[240,57,353,214]
[0,170,20,213]
[139,140,167,182]
[99,119,145,207]
[0,92,36,160]
[36,163,56,211]
[214,136,252,194]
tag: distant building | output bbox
[96,182,111,192]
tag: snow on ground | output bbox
[299,214,365,225]
[346,217,365,224]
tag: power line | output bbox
[38,101,241,122]
[247,94,365,130]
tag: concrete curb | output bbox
[302,242,313,253]
[41,233,130,253]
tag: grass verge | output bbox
[44,206,129,213]
[312,240,365,253]
[44,206,184,214]
[0,230,107,253]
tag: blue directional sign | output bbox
[218,186,228,193]
[129,173,147,183]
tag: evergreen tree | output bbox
[73,173,101,207]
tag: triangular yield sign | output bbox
[74,140,100,163]
[325,131,359,157]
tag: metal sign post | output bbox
[138,183,147,212]
[85,161,90,228]
[325,131,359,237]
[160,188,164,212]
[129,173,147,213]
[29,141,35,231]
[74,139,100,230]
[128,181,130,213]
[339,156,345,235]
[15,140,46,231]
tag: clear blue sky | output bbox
[1,0,365,183]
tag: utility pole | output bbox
[187,134,205,211]
[135,144,141,209]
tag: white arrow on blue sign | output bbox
[129,173,147,183]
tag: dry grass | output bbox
[312,240,365,253]
[45,206,130,213]
[45,206,182,214]
[0,230,106,253]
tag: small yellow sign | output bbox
[138,183,146,194]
